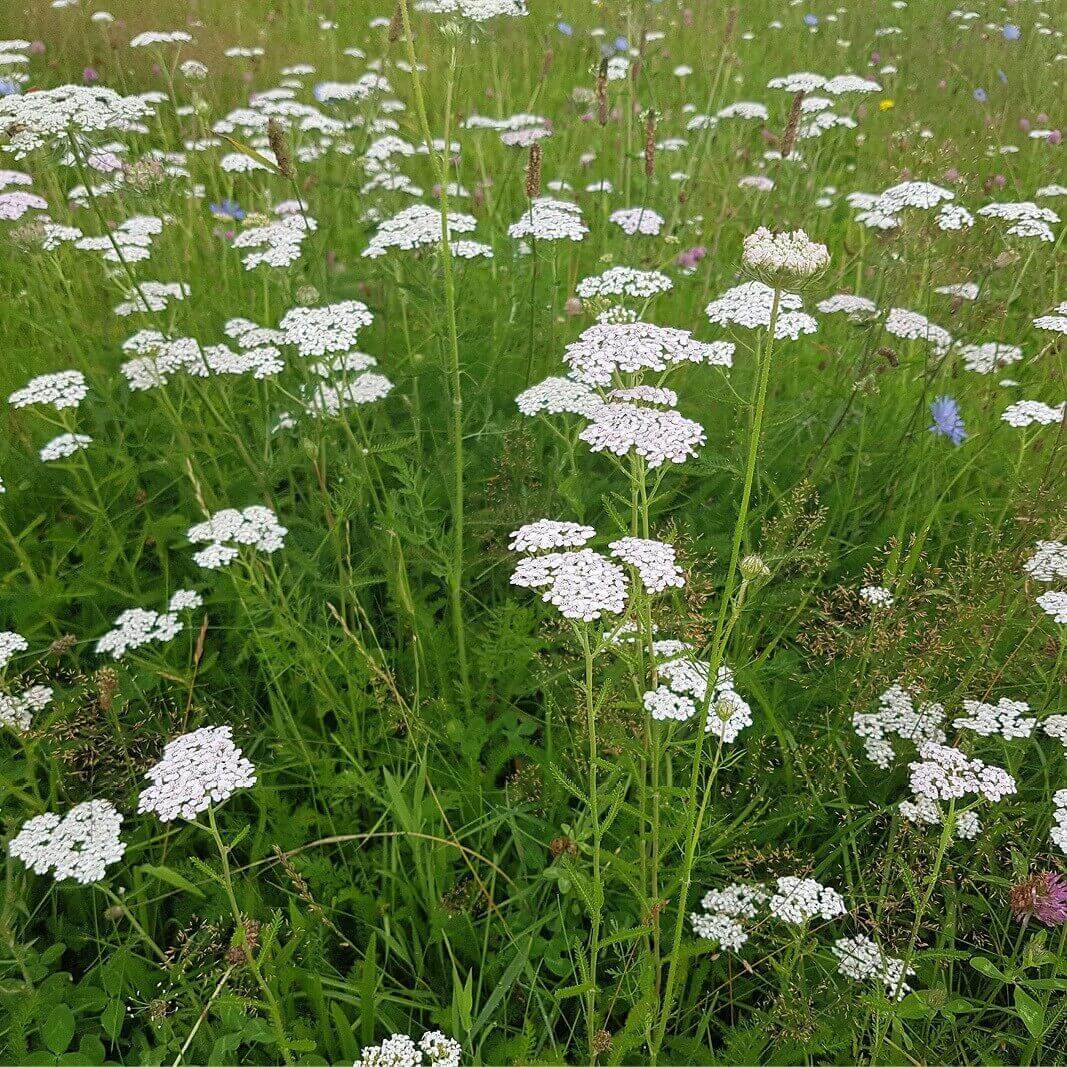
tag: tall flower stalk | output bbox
[396,0,469,705]
[652,286,782,1058]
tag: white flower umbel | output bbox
[1002,400,1065,428]
[609,207,665,236]
[9,800,126,884]
[511,548,627,622]
[575,267,673,302]
[362,203,478,258]
[859,585,894,607]
[39,432,91,462]
[832,936,913,1000]
[1037,590,1067,624]
[705,282,817,339]
[515,377,605,419]
[0,631,28,668]
[509,520,595,554]
[690,883,768,950]
[188,506,287,569]
[8,370,87,411]
[952,698,1036,740]
[354,1029,462,1067]
[1024,541,1067,582]
[609,537,684,594]
[280,301,374,357]
[769,876,847,924]
[507,198,587,242]
[137,725,256,822]
[853,684,947,768]
[1052,791,1067,856]
[0,684,52,732]
[578,404,706,468]
[95,591,201,660]
[742,227,829,281]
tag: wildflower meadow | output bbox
[1,0,1066,1063]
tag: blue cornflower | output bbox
[929,396,967,446]
[614,35,629,52]
[210,199,246,222]
[973,87,988,103]
[556,21,573,36]
[803,14,819,27]
[996,69,1008,85]
[1002,24,1021,41]
[0,78,20,97]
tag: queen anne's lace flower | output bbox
[137,725,256,821]
[816,293,877,316]
[742,227,830,279]
[9,800,126,883]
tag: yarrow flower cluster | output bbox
[9,800,126,884]
[508,197,587,242]
[508,519,594,553]
[859,585,894,608]
[187,506,287,569]
[0,84,154,157]
[1001,400,1065,428]
[0,630,28,668]
[353,1030,462,1067]
[952,698,1035,740]
[690,876,846,948]
[705,282,817,339]
[0,683,53,732]
[95,590,203,659]
[832,936,913,999]
[280,301,374,357]
[609,207,665,236]
[642,641,752,741]
[511,548,628,622]
[1052,791,1067,856]
[362,203,478,258]
[575,267,673,302]
[608,538,684,594]
[1024,542,1067,583]
[137,725,257,821]
[578,403,706,468]
[853,684,947,768]
[39,432,91,462]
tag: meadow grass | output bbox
[0,0,1065,1064]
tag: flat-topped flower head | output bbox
[575,266,673,302]
[609,207,665,236]
[1002,400,1064,428]
[39,432,91,462]
[508,198,587,242]
[579,403,706,468]
[188,505,287,569]
[509,520,595,553]
[9,800,126,884]
[0,631,28,668]
[363,203,478,258]
[0,683,52,732]
[706,282,816,338]
[833,936,913,999]
[280,301,373,356]
[564,321,731,387]
[511,548,627,622]
[137,725,256,821]
[0,84,154,157]
[515,376,604,419]
[770,876,847,923]
[1024,541,1067,583]
[742,227,830,283]
[609,537,684,593]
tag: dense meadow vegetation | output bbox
[0,0,1065,1063]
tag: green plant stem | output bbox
[652,286,781,1059]
[205,807,293,1065]
[396,1,469,707]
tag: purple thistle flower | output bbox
[929,396,967,446]
[1011,873,1067,927]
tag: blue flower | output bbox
[803,13,819,27]
[614,35,629,52]
[996,69,1008,85]
[0,78,20,97]
[929,396,967,446]
[210,199,246,222]
[556,21,573,36]
[973,87,988,103]
[1002,24,1021,41]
